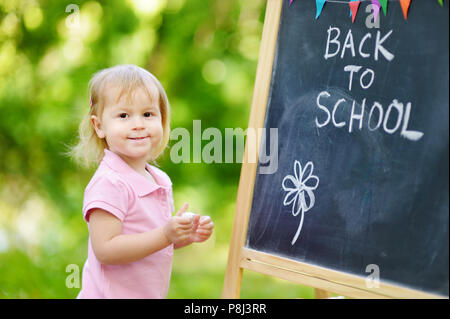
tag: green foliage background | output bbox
[0,0,314,298]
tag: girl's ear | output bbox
[91,115,106,139]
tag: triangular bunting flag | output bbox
[438,0,443,6]
[379,0,388,15]
[400,0,411,20]
[349,1,361,23]
[371,0,381,22]
[315,0,326,19]
[289,0,294,6]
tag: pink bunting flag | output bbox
[399,0,411,20]
[289,0,294,6]
[371,0,381,22]
[349,1,360,23]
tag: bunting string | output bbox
[289,0,445,21]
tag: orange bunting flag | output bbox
[399,0,411,20]
[349,1,361,23]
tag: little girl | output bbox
[71,64,214,299]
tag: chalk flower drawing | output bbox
[282,160,319,245]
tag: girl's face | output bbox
[91,85,164,167]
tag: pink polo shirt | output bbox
[77,149,175,299]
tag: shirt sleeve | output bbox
[83,175,129,223]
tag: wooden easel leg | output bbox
[222,264,243,298]
[314,288,331,299]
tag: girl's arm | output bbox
[89,203,192,265]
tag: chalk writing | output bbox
[317,26,424,141]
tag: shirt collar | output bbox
[101,149,171,197]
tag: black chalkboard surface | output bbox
[246,1,449,297]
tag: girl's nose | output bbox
[132,116,145,130]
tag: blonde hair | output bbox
[70,64,171,167]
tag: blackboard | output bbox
[245,0,449,297]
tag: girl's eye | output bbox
[119,113,128,118]
[144,112,152,117]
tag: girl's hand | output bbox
[163,202,196,246]
[191,216,214,243]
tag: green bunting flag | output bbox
[379,0,388,15]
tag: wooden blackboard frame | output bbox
[222,0,445,299]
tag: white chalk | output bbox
[199,215,211,223]
[182,212,196,220]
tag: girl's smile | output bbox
[128,136,150,140]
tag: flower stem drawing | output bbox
[282,160,319,245]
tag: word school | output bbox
[315,92,424,142]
